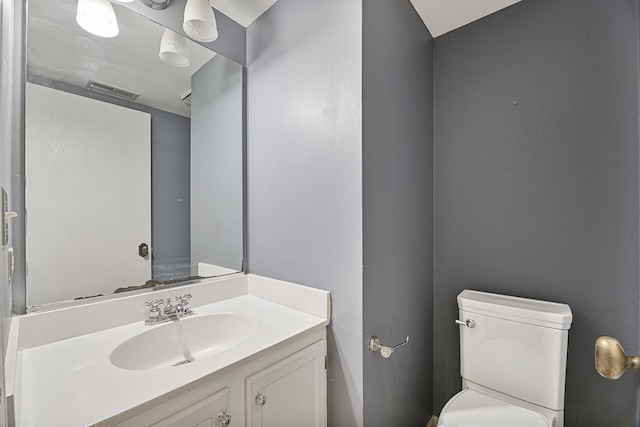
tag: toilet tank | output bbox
[458,290,572,411]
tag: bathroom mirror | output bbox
[24,0,243,307]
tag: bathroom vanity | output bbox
[5,274,330,426]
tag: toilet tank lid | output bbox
[457,290,572,329]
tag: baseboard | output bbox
[426,415,439,427]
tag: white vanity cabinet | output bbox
[153,390,231,427]
[246,340,326,427]
[102,333,327,427]
[11,275,331,427]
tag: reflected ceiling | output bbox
[27,0,217,117]
[210,0,279,27]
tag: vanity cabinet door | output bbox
[115,387,231,427]
[151,386,230,427]
[246,340,326,427]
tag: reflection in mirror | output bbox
[25,0,243,307]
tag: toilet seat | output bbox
[438,389,552,427]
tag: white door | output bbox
[25,83,151,305]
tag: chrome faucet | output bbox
[145,294,193,325]
[163,297,176,317]
[145,299,164,324]
[177,293,192,316]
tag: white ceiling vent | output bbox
[86,79,140,101]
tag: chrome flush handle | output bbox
[455,319,476,328]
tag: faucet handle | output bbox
[176,294,192,306]
[145,299,164,309]
[177,293,192,301]
[145,299,165,324]
[177,294,193,315]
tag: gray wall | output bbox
[26,76,192,283]
[433,0,640,425]
[362,1,433,426]
[246,0,363,425]
[150,108,191,281]
[190,55,243,272]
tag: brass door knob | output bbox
[595,336,640,380]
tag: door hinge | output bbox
[325,355,328,370]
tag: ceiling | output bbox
[213,0,521,38]
[409,0,521,38]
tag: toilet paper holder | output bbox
[368,335,409,358]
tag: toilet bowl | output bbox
[437,290,572,427]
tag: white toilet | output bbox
[437,290,573,427]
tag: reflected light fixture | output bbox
[76,0,120,38]
[183,0,218,43]
[159,29,191,67]
[139,0,171,9]
[116,0,171,9]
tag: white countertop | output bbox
[10,274,330,427]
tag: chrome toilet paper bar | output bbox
[368,335,409,358]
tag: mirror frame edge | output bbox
[11,0,26,315]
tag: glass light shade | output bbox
[159,29,190,67]
[76,0,119,38]
[183,0,218,43]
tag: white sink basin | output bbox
[110,314,257,370]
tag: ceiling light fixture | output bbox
[183,0,218,43]
[159,29,191,67]
[76,0,119,38]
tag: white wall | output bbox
[246,0,363,424]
